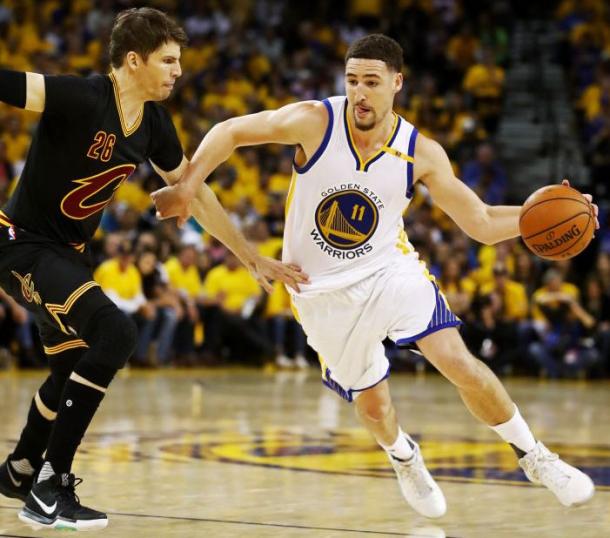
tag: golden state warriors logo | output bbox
[312,189,380,259]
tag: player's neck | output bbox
[110,68,146,124]
[348,110,395,155]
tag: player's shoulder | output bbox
[144,100,173,126]
[288,99,331,123]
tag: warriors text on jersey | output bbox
[1,73,182,245]
[283,96,420,296]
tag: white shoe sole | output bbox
[566,482,595,507]
[19,508,108,531]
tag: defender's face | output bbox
[137,41,182,101]
[345,58,402,131]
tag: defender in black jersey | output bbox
[0,7,307,532]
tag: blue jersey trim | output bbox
[406,127,418,199]
[395,282,461,344]
[293,98,334,174]
[322,366,391,402]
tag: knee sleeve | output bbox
[80,305,138,371]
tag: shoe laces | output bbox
[527,447,570,489]
[57,474,83,506]
[395,454,433,498]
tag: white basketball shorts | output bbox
[291,258,460,402]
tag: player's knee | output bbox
[447,353,486,390]
[82,306,138,369]
[37,376,61,413]
[357,398,393,423]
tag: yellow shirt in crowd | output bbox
[93,259,142,300]
[531,282,580,322]
[203,265,260,312]
[480,280,529,321]
[164,257,202,299]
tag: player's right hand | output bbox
[151,183,192,227]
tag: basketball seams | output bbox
[519,196,591,223]
[522,211,591,241]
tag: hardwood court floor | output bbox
[0,368,608,537]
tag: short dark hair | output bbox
[109,8,188,68]
[345,34,403,73]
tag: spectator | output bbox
[164,244,204,364]
[202,252,273,363]
[462,143,508,205]
[93,240,154,365]
[136,249,183,366]
[465,262,528,374]
[528,269,598,378]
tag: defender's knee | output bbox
[82,306,138,370]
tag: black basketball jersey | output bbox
[2,73,183,246]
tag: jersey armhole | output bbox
[406,127,419,199]
[293,99,334,174]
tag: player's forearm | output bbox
[481,205,521,244]
[189,182,257,268]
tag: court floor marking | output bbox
[0,506,458,537]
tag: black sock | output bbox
[12,398,54,469]
[44,362,116,475]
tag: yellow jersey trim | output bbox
[45,281,100,335]
[344,103,400,171]
[109,73,144,137]
[44,339,89,355]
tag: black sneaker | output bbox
[18,474,108,531]
[0,456,37,501]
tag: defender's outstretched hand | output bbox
[246,255,310,294]
[151,183,193,227]
[562,179,599,230]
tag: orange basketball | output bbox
[519,184,594,261]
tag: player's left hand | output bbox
[562,179,599,230]
[246,254,310,294]
[150,183,192,227]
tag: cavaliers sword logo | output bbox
[61,164,136,220]
[11,271,42,305]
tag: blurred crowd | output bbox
[0,0,608,379]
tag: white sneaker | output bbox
[519,441,595,507]
[388,436,447,518]
[275,355,294,368]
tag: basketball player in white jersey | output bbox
[152,35,596,518]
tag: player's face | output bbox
[139,41,182,101]
[345,59,402,131]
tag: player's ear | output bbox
[394,72,403,94]
[126,51,139,70]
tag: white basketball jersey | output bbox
[283,96,422,296]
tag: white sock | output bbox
[37,461,55,483]
[10,458,34,476]
[491,404,537,453]
[380,428,414,461]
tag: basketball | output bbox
[519,184,594,260]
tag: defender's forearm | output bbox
[189,183,256,268]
